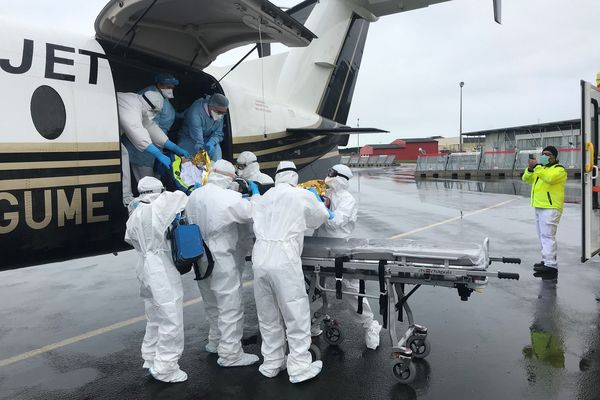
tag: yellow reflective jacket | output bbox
[522,163,567,211]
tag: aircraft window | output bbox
[30,85,66,140]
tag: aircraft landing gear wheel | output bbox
[323,325,345,346]
[392,361,416,384]
[406,336,430,359]
[309,344,321,361]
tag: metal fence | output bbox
[340,155,397,167]
[384,155,396,166]
[446,152,481,171]
[415,148,581,179]
[415,153,449,172]
[479,151,517,171]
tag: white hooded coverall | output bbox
[118,92,167,205]
[315,170,381,349]
[124,183,188,381]
[252,165,329,382]
[236,157,274,274]
[185,162,258,366]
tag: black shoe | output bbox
[533,261,545,271]
[533,268,558,280]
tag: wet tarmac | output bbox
[2,166,600,400]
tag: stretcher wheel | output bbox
[406,336,431,359]
[392,361,416,384]
[309,344,321,361]
[323,325,345,346]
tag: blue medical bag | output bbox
[169,213,204,274]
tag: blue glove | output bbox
[145,144,171,169]
[206,142,216,159]
[194,182,202,189]
[307,187,323,202]
[164,140,190,158]
[328,210,334,220]
[247,180,260,196]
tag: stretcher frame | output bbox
[301,237,520,384]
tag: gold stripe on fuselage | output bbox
[0,142,120,153]
[233,135,325,158]
[0,159,121,170]
[259,150,340,170]
[0,174,121,191]
[231,119,323,145]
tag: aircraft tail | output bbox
[213,0,448,125]
[275,0,449,125]
[275,0,369,125]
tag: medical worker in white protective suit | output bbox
[252,161,330,383]
[185,159,261,367]
[235,151,274,273]
[124,177,189,383]
[314,164,382,350]
[118,91,187,206]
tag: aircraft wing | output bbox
[95,0,317,70]
[352,0,452,18]
[353,0,501,24]
[287,127,388,136]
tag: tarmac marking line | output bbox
[0,280,254,368]
[388,198,518,239]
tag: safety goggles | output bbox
[276,167,297,174]
[139,187,165,195]
[236,160,257,170]
[327,168,349,180]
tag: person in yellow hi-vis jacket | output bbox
[522,145,567,278]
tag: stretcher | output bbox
[301,236,520,384]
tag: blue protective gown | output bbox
[177,97,224,160]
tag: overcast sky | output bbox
[2,0,599,146]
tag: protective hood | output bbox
[137,176,165,203]
[139,91,164,113]
[275,161,298,186]
[95,0,316,70]
[208,159,236,189]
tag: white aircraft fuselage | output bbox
[0,0,451,268]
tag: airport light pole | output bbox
[459,81,464,152]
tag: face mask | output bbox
[210,110,224,121]
[539,155,550,166]
[160,88,174,99]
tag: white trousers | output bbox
[121,144,155,206]
[342,279,376,329]
[253,260,313,380]
[535,208,562,268]
[139,258,184,375]
[196,252,245,362]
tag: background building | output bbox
[436,136,483,152]
[360,138,438,161]
[462,119,580,151]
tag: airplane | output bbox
[0,0,501,270]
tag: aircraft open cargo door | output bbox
[581,81,600,261]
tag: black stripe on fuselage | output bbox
[318,14,370,125]
[0,150,120,163]
[254,135,338,164]
[0,164,121,180]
